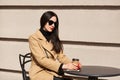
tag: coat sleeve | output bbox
[57,50,72,64]
[28,36,61,73]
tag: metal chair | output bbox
[19,53,31,80]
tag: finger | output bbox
[73,65,79,70]
[72,63,78,67]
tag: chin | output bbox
[48,30,53,32]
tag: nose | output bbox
[51,23,55,27]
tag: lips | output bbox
[50,26,54,30]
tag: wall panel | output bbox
[0,72,22,80]
[0,41,30,70]
[0,9,120,43]
[0,0,120,5]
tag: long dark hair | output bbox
[40,11,63,53]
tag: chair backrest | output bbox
[19,53,31,80]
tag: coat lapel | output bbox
[35,29,56,59]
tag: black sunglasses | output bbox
[48,20,56,26]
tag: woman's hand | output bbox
[62,62,82,70]
[73,62,82,70]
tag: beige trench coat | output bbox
[28,29,71,80]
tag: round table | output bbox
[64,66,120,80]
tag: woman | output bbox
[28,11,81,80]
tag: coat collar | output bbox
[35,29,47,41]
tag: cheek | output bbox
[44,25,52,31]
[44,24,49,29]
